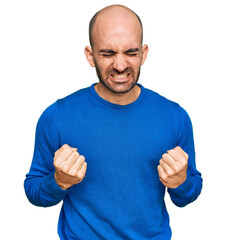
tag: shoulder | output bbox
[142,85,192,125]
[143,86,194,143]
[57,85,91,108]
[143,86,181,112]
[38,85,91,125]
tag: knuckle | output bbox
[53,155,57,163]
[162,153,168,160]
[161,175,167,182]
[73,168,78,175]
[157,165,163,175]
[84,166,87,174]
[182,161,188,169]
[62,144,69,150]
[77,171,84,180]
[167,170,174,177]
[62,165,70,173]
[157,165,161,173]
[159,159,165,166]
[175,146,181,151]
[64,148,73,156]
[53,159,58,167]
[185,152,189,160]
[180,160,185,166]
[53,161,58,169]
[174,164,180,173]
[80,156,85,164]
[53,158,61,168]
[179,158,186,167]
[84,162,88,170]
[74,151,80,158]
[167,149,173,155]
[71,151,78,158]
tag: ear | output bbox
[84,46,95,67]
[141,44,149,66]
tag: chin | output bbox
[104,79,138,94]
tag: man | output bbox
[24,4,202,240]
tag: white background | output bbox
[1,0,225,239]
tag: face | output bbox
[93,53,141,94]
[85,10,148,94]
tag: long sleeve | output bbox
[24,102,70,207]
[167,106,203,207]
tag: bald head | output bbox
[89,5,143,48]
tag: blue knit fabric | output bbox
[24,83,202,240]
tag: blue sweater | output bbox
[24,83,202,240]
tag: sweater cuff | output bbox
[43,172,71,200]
[168,171,193,196]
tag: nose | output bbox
[113,54,128,72]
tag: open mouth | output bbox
[110,73,131,81]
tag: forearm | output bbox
[24,172,70,207]
[167,170,203,207]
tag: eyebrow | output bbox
[125,48,140,54]
[99,48,140,54]
[99,49,116,54]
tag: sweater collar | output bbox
[89,82,146,109]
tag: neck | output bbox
[94,82,141,105]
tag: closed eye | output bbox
[102,54,114,57]
[98,48,140,57]
[99,49,116,57]
[125,48,140,56]
[127,53,138,56]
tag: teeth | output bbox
[112,74,128,79]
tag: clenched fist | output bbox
[157,146,188,189]
[54,144,87,190]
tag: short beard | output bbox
[94,58,141,94]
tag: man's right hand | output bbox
[53,144,87,190]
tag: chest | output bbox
[59,106,177,170]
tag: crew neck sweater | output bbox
[24,83,202,240]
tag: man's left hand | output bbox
[157,146,188,188]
